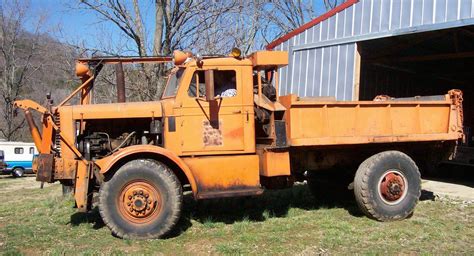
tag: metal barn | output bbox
[267,0,474,152]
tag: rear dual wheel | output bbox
[354,151,421,221]
[99,159,182,239]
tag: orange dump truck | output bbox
[14,50,463,239]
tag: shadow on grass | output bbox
[70,207,105,230]
[168,183,363,238]
[67,183,363,238]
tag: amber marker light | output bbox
[231,47,241,58]
[173,50,188,65]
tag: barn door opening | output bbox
[356,26,474,166]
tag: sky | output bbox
[27,0,330,55]
[28,0,146,52]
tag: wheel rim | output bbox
[14,169,22,176]
[117,180,162,224]
[377,169,408,205]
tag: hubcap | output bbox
[118,181,162,224]
[377,170,408,205]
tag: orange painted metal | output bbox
[173,50,189,65]
[118,181,162,224]
[74,161,90,212]
[53,157,77,179]
[75,62,91,77]
[279,93,463,147]
[57,76,94,107]
[14,99,48,113]
[77,56,172,64]
[24,110,42,150]
[171,61,256,156]
[40,116,54,154]
[64,101,163,120]
[94,145,198,195]
[258,149,291,177]
[249,51,288,68]
[182,154,261,198]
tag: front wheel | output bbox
[354,151,421,221]
[99,159,182,239]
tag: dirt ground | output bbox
[422,179,474,201]
[422,163,474,201]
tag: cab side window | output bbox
[188,71,206,97]
[29,147,35,154]
[188,70,237,98]
[214,70,237,97]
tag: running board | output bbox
[196,188,263,199]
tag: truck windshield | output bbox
[162,68,185,98]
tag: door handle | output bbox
[232,110,242,114]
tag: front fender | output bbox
[95,145,197,195]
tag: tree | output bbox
[258,0,343,45]
[324,0,343,11]
[77,0,237,101]
[0,0,45,141]
[267,0,316,34]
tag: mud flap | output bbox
[74,161,93,212]
[35,154,54,183]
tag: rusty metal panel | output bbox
[279,91,463,147]
[182,154,260,197]
[35,154,54,183]
[53,158,77,180]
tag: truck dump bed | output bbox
[279,90,464,147]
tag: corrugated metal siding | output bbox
[274,0,474,100]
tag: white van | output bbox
[0,141,38,177]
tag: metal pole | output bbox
[116,62,126,103]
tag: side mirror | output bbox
[204,70,215,101]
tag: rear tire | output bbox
[99,159,182,239]
[354,151,421,221]
[12,167,24,178]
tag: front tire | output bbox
[354,151,421,221]
[99,159,182,239]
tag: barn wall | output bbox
[274,0,474,100]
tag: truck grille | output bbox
[54,113,61,156]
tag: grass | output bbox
[0,176,473,255]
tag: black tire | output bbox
[12,167,24,178]
[354,151,421,221]
[99,159,182,239]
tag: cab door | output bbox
[177,67,247,154]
